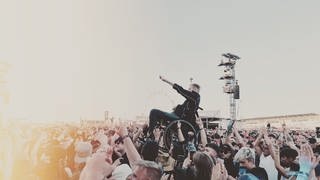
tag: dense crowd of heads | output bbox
[1,120,320,180]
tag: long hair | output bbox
[192,152,214,180]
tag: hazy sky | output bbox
[1,0,320,122]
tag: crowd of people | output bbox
[1,119,320,180]
[1,77,319,180]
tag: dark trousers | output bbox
[148,109,180,133]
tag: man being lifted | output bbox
[148,76,201,135]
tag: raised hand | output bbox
[159,75,173,86]
[261,127,267,136]
[159,75,165,81]
[117,126,128,138]
[182,152,192,168]
[153,128,161,141]
[299,144,318,175]
[273,144,280,166]
[177,120,181,129]
[195,115,204,128]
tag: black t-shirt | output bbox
[224,157,238,178]
[248,167,268,180]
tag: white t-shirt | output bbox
[259,154,278,180]
[112,164,132,180]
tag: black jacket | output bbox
[172,84,200,123]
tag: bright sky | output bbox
[1,0,320,122]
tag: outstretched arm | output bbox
[173,84,198,102]
[160,75,198,102]
[159,76,174,86]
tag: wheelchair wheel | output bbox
[163,120,197,150]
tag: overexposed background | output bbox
[1,0,319,122]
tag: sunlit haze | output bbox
[1,0,320,122]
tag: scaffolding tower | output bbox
[218,53,240,135]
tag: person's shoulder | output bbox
[251,166,266,171]
[249,167,268,180]
[191,91,200,98]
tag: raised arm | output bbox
[253,127,265,156]
[173,83,198,102]
[159,76,174,86]
[132,127,143,143]
[273,144,291,179]
[263,130,276,160]
[160,75,199,102]
[284,129,300,155]
[177,121,185,142]
[118,126,142,167]
[196,115,208,146]
[232,124,246,148]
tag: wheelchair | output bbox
[155,118,198,150]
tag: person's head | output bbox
[127,160,162,180]
[192,152,214,180]
[268,133,277,141]
[91,140,101,153]
[212,133,221,145]
[232,142,240,151]
[219,144,233,159]
[309,138,317,149]
[189,83,200,93]
[74,141,92,165]
[246,141,254,149]
[114,137,125,156]
[260,141,271,156]
[234,147,255,170]
[204,143,220,160]
[314,145,320,157]
[280,148,298,167]
[141,141,159,161]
